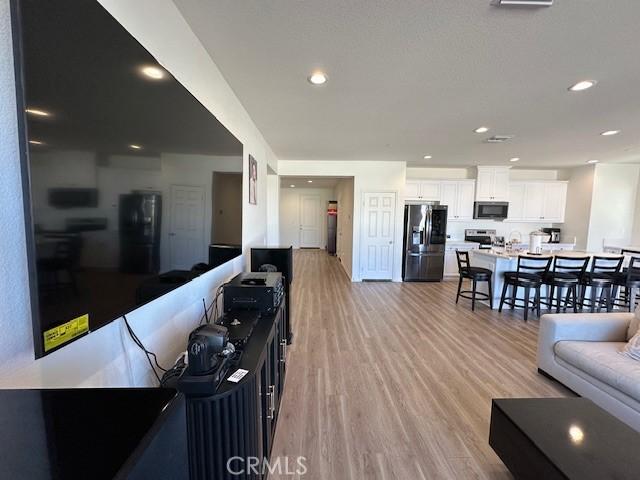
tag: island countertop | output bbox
[470,248,623,260]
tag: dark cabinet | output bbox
[181,304,287,480]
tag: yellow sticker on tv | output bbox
[43,314,90,352]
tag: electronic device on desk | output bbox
[178,324,239,396]
[223,272,284,313]
[219,310,261,348]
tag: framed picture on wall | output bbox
[249,154,258,205]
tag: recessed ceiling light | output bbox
[140,65,166,80]
[129,144,142,150]
[26,108,51,117]
[474,126,490,133]
[601,130,620,136]
[568,80,596,92]
[307,180,313,183]
[510,157,520,162]
[423,155,432,159]
[290,184,295,188]
[29,140,44,145]
[308,71,327,85]
[587,159,599,164]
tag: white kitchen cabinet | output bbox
[405,180,421,199]
[404,180,441,201]
[475,166,510,202]
[444,242,479,277]
[542,182,567,222]
[507,183,526,221]
[441,180,475,221]
[506,181,568,223]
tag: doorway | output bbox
[299,194,321,248]
[169,184,205,270]
[211,171,242,245]
[360,192,396,280]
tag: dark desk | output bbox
[490,398,640,480]
[0,388,187,480]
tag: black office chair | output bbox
[455,250,493,311]
[499,255,552,321]
[612,256,640,311]
[541,256,589,313]
[578,256,624,312]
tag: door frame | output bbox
[359,191,397,281]
[298,193,321,248]
[169,184,206,269]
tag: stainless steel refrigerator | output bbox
[119,192,162,274]
[402,203,448,281]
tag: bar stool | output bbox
[455,250,493,311]
[578,256,624,312]
[499,255,552,321]
[541,256,590,313]
[611,256,640,311]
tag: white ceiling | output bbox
[174,0,640,168]
[280,176,346,189]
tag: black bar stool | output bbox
[612,256,640,311]
[499,255,552,321]
[578,256,623,312]
[541,256,590,313]
[455,250,493,311]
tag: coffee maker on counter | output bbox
[542,228,561,243]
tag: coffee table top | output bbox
[493,398,640,480]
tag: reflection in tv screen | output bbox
[18,0,243,355]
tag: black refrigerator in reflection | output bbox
[119,193,162,274]
[402,203,448,281]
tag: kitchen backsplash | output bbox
[446,220,554,243]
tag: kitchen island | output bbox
[469,248,623,310]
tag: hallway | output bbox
[271,249,569,479]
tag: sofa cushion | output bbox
[554,341,640,401]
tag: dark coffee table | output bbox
[489,398,640,480]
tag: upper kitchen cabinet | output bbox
[404,180,441,201]
[507,181,568,223]
[475,166,510,202]
[441,180,475,220]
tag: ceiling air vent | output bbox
[485,135,515,143]
[491,0,553,6]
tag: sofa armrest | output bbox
[537,313,633,372]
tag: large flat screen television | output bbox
[13,0,244,357]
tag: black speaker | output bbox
[250,246,293,343]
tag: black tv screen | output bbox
[14,0,244,357]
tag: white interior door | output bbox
[299,194,321,248]
[170,185,205,269]
[361,192,396,280]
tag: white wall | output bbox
[0,0,278,388]
[279,187,335,249]
[278,161,406,281]
[586,164,640,251]
[335,178,354,279]
[555,165,595,248]
[266,172,280,245]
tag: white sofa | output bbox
[538,311,640,432]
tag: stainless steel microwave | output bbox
[473,202,509,220]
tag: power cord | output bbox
[122,314,167,385]
[124,283,228,385]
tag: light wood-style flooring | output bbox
[271,250,570,479]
